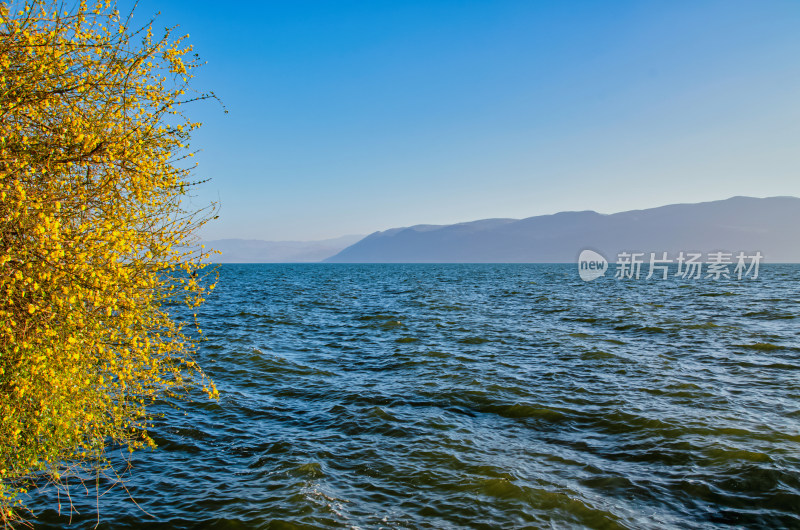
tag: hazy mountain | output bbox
[205,235,365,263]
[325,196,800,263]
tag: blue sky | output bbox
[122,0,800,241]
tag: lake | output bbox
[32,264,800,528]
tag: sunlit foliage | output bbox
[0,0,217,524]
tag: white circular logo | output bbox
[578,250,608,281]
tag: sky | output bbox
[119,0,800,241]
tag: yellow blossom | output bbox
[0,0,219,525]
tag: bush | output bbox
[0,0,217,524]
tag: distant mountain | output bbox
[325,196,800,263]
[205,235,364,263]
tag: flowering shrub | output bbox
[0,0,217,524]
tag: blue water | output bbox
[31,264,800,528]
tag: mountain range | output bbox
[324,196,800,263]
[204,235,363,263]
